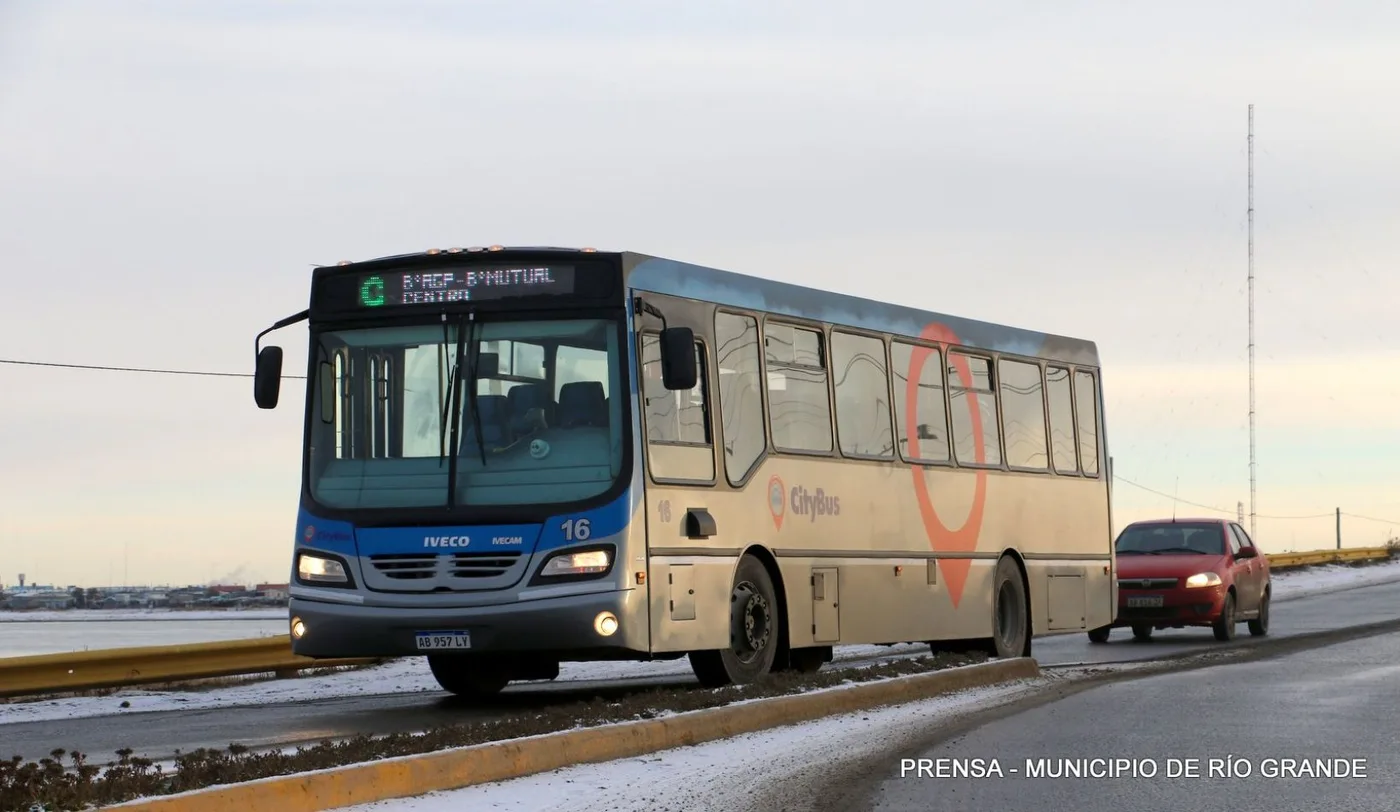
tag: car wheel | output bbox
[1248,589,1270,637]
[1213,591,1238,641]
[1087,626,1111,643]
[1130,624,1153,641]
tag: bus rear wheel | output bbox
[988,556,1030,659]
[690,554,780,687]
[427,653,512,698]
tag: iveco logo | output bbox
[424,536,471,548]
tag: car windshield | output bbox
[307,316,623,510]
[1115,522,1225,555]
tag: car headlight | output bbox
[1184,572,1222,588]
[298,553,349,584]
[540,548,612,577]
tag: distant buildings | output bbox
[0,583,292,612]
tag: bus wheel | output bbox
[427,654,512,698]
[989,556,1030,659]
[690,555,780,687]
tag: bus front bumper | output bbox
[288,589,647,659]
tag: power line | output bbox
[1114,475,1333,520]
[1344,515,1400,526]
[0,358,306,379]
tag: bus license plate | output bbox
[1126,595,1164,608]
[416,631,471,650]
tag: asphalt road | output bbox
[6,576,1400,764]
[850,626,1400,811]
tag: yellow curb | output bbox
[107,657,1040,812]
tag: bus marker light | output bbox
[594,612,619,637]
[488,245,504,251]
[894,566,903,576]
[291,618,307,639]
[635,571,646,585]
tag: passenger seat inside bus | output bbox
[557,381,608,428]
[462,394,509,449]
[506,382,553,439]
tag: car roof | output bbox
[1125,517,1227,526]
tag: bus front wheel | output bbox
[690,554,780,687]
[427,653,512,698]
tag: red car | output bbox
[1089,517,1271,643]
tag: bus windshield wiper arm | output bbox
[465,313,487,467]
[444,314,468,507]
[438,315,457,467]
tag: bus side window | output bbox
[1045,366,1078,474]
[714,312,766,484]
[640,333,713,483]
[1073,370,1100,476]
[889,340,950,464]
[948,352,1002,466]
[831,330,894,459]
[764,322,832,454]
[997,358,1048,471]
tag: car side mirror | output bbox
[255,346,284,409]
[1236,546,1256,559]
[659,326,697,391]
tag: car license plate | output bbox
[415,631,471,650]
[1126,595,1164,608]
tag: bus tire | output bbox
[988,556,1030,659]
[427,654,512,698]
[690,554,780,687]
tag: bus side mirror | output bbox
[659,327,697,391]
[255,346,284,409]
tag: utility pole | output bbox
[1336,507,1342,550]
[1247,104,1257,541]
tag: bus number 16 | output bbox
[562,518,592,541]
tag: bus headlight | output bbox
[298,553,349,584]
[539,548,613,578]
[1184,572,1222,588]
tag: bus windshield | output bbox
[308,316,624,511]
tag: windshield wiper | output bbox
[437,315,459,468]
[1147,547,1202,555]
[443,314,468,507]
[464,312,488,467]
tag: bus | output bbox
[252,246,1115,697]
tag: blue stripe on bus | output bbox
[295,489,634,558]
[624,256,1099,366]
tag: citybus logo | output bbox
[767,476,786,530]
[790,485,840,522]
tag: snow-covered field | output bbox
[0,608,288,623]
[2,558,1396,727]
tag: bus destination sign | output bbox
[357,265,576,307]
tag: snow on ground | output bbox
[338,672,1067,812]
[0,608,288,623]
[0,643,929,725]
[2,558,1395,727]
[1268,557,1400,601]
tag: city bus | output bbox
[252,246,1115,697]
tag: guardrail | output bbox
[1264,546,1393,570]
[0,546,1392,699]
[0,636,377,699]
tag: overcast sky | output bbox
[2,0,1397,588]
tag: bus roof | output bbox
[622,251,1101,368]
[312,246,1100,367]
